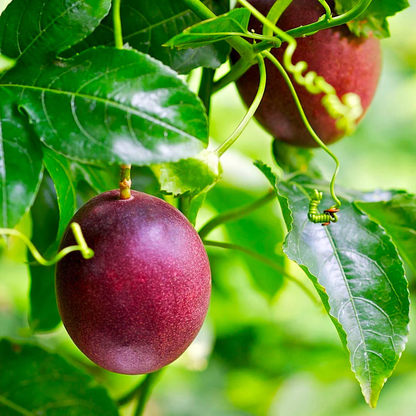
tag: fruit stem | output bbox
[180,0,256,62]
[198,190,276,240]
[263,0,294,37]
[203,240,319,305]
[264,51,341,208]
[113,0,124,49]
[0,223,94,266]
[133,371,162,416]
[215,54,267,157]
[119,164,132,200]
[113,0,133,200]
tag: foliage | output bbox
[0,0,415,414]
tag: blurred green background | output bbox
[1,0,416,415]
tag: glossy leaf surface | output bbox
[0,339,118,415]
[43,147,77,238]
[67,0,230,73]
[0,90,43,228]
[335,0,410,38]
[0,55,14,72]
[259,167,410,407]
[1,47,208,165]
[356,193,416,275]
[0,0,111,66]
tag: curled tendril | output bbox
[283,43,364,136]
[238,0,364,137]
[308,189,339,226]
[0,222,94,266]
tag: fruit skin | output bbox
[56,190,211,375]
[234,0,382,147]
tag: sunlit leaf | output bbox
[258,166,410,408]
[356,193,416,275]
[66,0,230,73]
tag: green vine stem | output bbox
[213,58,253,93]
[263,0,294,36]
[198,68,215,115]
[287,0,373,38]
[113,0,132,200]
[318,0,333,22]
[264,50,341,208]
[215,54,267,157]
[203,240,319,304]
[199,190,276,239]
[113,0,124,49]
[0,223,94,266]
[133,371,162,416]
[213,39,278,94]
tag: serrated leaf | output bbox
[0,339,118,415]
[157,150,221,197]
[165,8,251,49]
[42,147,77,238]
[29,176,61,332]
[335,0,410,38]
[0,89,43,228]
[263,172,409,407]
[156,149,221,225]
[0,54,14,73]
[272,140,316,174]
[0,0,111,67]
[66,0,230,73]
[356,193,416,275]
[0,47,208,166]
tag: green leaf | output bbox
[0,339,119,415]
[356,193,416,275]
[65,0,230,73]
[0,47,208,166]
[42,147,77,238]
[206,184,286,299]
[0,0,111,66]
[272,140,316,175]
[335,0,410,38]
[29,176,61,332]
[0,54,14,73]
[0,89,43,228]
[157,150,221,197]
[156,149,221,225]
[263,171,409,407]
[165,8,251,49]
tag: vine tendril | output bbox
[308,189,339,226]
[215,54,267,157]
[264,50,341,210]
[0,223,94,266]
[237,0,364,137]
